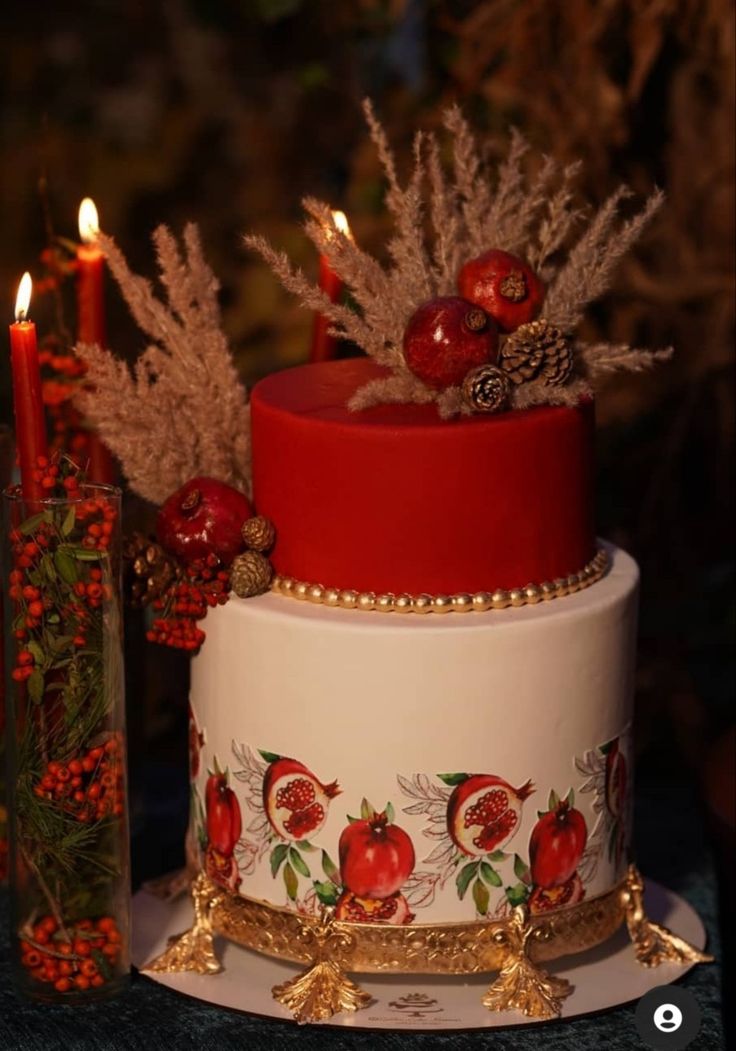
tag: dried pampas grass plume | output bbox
[75,224,250,505]
[246,99,670,416]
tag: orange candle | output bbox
[310,210,350,363]
[9,273,47,500]
[77,198,114,483]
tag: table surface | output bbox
[0,777,726,1051]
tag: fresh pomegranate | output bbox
[263,757,340,841]
[528,872,584,914]
[605,739,628,818]
[156,476,252,567]
[447,775,534,857]
[458,249,545,333]
[188,703,204,780]
[529,794,587,889]
[205,770,242,857]
[339,809,415,899]
[403,296,499,389]
[205,845,241,892]
[335,890,414,925]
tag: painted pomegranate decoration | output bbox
[335,889,414,925]
[263,757,340,841]
[447,775,534,857]
[205,768,242,857]
[403,296,499,389]
[157,476,252,567]
[605,738,628,819]
[205,845,241,892]
[339,803,415,899]
[458,249,545,333]
[528,872,584,915]
[529,790,587,889]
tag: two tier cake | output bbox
[77,102,711,1024]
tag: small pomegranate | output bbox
[605,739,628,819]
[458,249,545,333]
[447,774,534,857]
[205,844,241,893]
[403,296,499,389]
[335,889,414,925]
[528,872,584,915]
[263,757,340,841]
[205,768,242,857]
[339,804,415,899]
[529,791,587,889]
[156,476,252,567]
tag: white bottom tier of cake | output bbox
[189,542,638,926]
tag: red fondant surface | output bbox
[251,359,595,595]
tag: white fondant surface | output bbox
[190,542,639,923]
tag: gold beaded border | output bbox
[270,547,609,614]
[210,877,627,975]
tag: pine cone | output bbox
[231,550,273,598]
[241,515,276,553]
[462,364,509,414]
[123,532,179,607]
[500,320,574,387]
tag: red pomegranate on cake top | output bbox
[338,802,415,899]
[157,476,252,567]
[403,296,499,389]
[335,889,414,925]
[447,774,534,857]
[263,757,340,841]
[458,249,545,333]
[529,790,587,889]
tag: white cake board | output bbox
[131,880,708,1031]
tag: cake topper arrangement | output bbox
[246,100,671,418]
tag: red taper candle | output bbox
[77,198,114,483]
[310,210,350,363]
[9,273,47,500]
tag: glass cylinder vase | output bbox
[2,482,130,1002]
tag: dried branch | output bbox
[246,100,668,418]
[581,342,674,379]
[545,188,665,331]
[75,225,250,505]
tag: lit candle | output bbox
[310,210,350,363]
[9,273,47,500]
[77,197,114,482]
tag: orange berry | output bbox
[54,978,72,992]
[74,975,90,990]
[91,974,105,988]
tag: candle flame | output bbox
[14,272,32,322]
[331,210,351,238]
[78,197,100,244]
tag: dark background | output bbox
[0,0,733,1035]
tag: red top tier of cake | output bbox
[251,358,595,595]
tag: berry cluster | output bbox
[32,735,125,824]
[19,914,123,993]
[29,454,83,497]
[146,553,230,652]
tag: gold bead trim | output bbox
[209,877,627,975]
[270,548,609,615]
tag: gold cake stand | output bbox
[142,865,711,1024]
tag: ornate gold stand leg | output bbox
[482,905,573,1021]
[622,864,714,968]
[271,909,373,1024]
[143,872,224,975]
